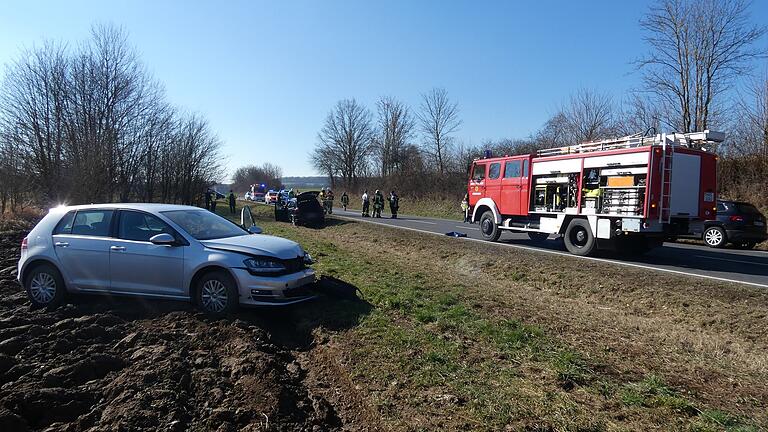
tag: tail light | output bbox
[21,237,28,251]
[729,215,744,222]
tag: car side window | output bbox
[118,211,175,242]
[489,163,501,180]
[504,160,521,178]
[53,211,76,235]
[71,210,113,237]
[716,203,726,212]
[523,159,529,177]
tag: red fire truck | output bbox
[467,130,724,256]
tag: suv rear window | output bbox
[735,203,762,215]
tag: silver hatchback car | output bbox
[18,204,316,316]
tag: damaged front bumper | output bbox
[232,267,318,306]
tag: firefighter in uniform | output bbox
[388,190,399,219]
[361,190,370,217]
[461,193,470,223]
[372,190,384,218]
[228,190,236,215]
[341,192,349,211]
[325,189,334,214]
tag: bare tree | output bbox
[310,145,338,189]
[0,24,224,208]
[617,93,662,136]
[561,88,617,143]
[373,96,414,177]
[731,73,768,157]
[417,88,462,175]
[315,99,374,188]
[637,0,767,132]
[534,112,570,149]
[0,42,70,203]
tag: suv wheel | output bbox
[25,263,66,309]
[564,219,596,256]
[703,226,727,248]
[196,271,238,317]
[479,211,501,242]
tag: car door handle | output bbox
[54,242,69,247]
[110,246,126,252]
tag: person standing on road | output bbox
[211,192,218,212]
[325,189,334,214]
[228,190,236,215]
[461,193,470,223]
[362,190,370,217]
[389,190,399,219]
[373,190,384,218]
[341,192,349,211]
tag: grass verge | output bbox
[217,201,766,431]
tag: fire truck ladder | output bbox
[658,133,674,223]
[536,130,725,157]
[537,132,651,157]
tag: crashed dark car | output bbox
[274,191,325,227]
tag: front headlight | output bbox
[303,252,314,265]
[243,257,287,274]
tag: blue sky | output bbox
[1,1,766,178]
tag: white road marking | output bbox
[406,220,437,225]
[693,255,768,267]
[333,214,768,289]
[456,226,479,230]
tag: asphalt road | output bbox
[329,208,768,289]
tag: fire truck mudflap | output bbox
[467,131,723,256]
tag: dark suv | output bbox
[698,200,767,249]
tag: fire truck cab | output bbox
[468,131,723,256]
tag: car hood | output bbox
[201,234,304,260]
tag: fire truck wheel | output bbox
[479,211,501,242]
[703,226,727,248]
[564,219,596,256]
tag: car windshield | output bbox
[162,210,247,240]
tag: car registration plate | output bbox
[755,221,764,226]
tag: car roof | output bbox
[48,203,204,214]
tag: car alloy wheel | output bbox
[703,227,726,248]
[201,279,228,312]
[30,272,56,304]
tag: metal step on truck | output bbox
[467,130,724,256]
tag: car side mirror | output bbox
[248,225,263,235]
[149,233,176,245]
